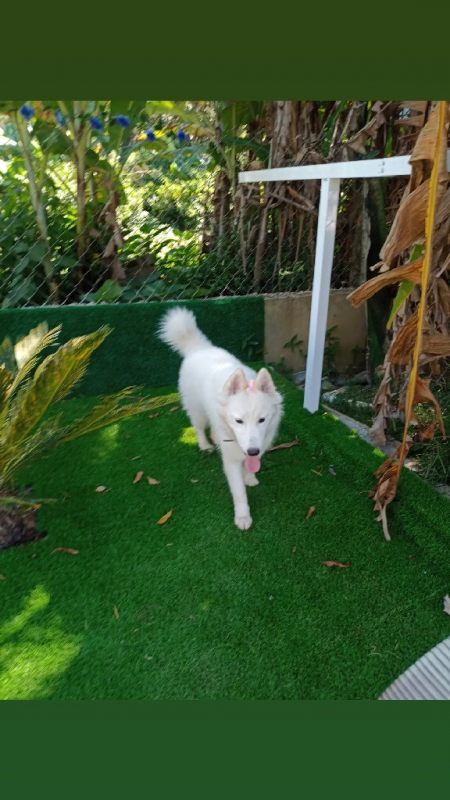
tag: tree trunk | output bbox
[15,111,59,302]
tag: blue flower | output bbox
[146,128,156,142]
[176,129,187,142]
[90,116,103,131]
[54,110,66,126]
[19,104,34,120]
[116,115,130,128]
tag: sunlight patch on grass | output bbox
[0,585,50,639]
[96,422,120,458]
[179,426,197,446]
[0,586,81,699]
[372,448,385,459]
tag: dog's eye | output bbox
[235,419,244,424]
[258,418,265,423]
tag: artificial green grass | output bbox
[0,374,449,700]
[0,297,264,395]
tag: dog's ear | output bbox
[223,368,247,396]
[255,368,277,395]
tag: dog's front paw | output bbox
[244,472,259,487]
[234,513,253,531]
[199,442,214,454]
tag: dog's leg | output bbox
[244,469,259,487]
[222,457,252,530]
[195,427,214,452]
[188,408,214,451]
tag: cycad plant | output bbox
[0,322,154,508]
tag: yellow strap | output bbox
[396,101,447,484]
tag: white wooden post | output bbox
[304,177,341,413]
[238,153,450,413]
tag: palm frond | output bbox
[6,324,61,403]
[0,336,16,374]
[0,364,12,409]
[2,326,111,447]
[59,389,158,443]
[0,414,69,487]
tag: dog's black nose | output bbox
[247,447,260,456]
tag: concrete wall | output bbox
[264,290,367,373]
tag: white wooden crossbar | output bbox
[239,152,450,413]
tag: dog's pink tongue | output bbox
[245,454,261,473]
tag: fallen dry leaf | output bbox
[157,510,173,525]
[190,479,199,484]
[329,468,337,476]
[292,546,297,553]
[166,542,174,547]
[133,471,144,484]
[52,548,79,555]
[113,606,120,620]
[147,477,160,485]
[149,413,159,419]
[444,595,450,616]
[169,406,179,412]
[131,455,141,461]
[125,434,130,439]
[322,560,349,568]
[269,440,300,452]
[306,506,316,520]
[95,485,108,493]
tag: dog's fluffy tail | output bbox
[158,307,211,357]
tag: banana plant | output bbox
[0,321,158,505]
[1,102,59,301]
[35,100,150,282]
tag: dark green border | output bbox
[2,16,449,792]
[0,702,449,794]
[2,8,449,97]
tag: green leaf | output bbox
[0,101,27,113]
[386,246,424,329]
[12,255,30,274]
[28,241,48,263]
[33,120,72,156]
[221,135,270,164]
[146,102,200,125]
[57,255,78,269]
[94,280,123,304]
[1,277,35,309]
[387,280,416,329]
[219,101,264,131]
[106,123,126,154]
[207,142,227,169]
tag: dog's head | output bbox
[220,367,283,460]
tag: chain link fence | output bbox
[0,101,421,311]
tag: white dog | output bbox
[159,307,283,530]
